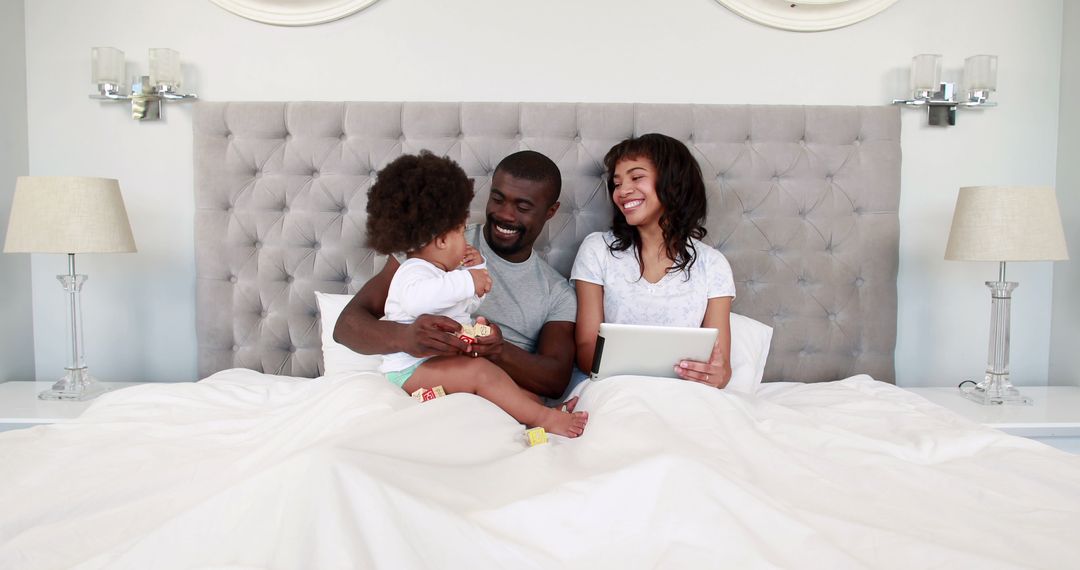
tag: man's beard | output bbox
[484,214,528,256]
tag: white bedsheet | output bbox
[2,371,1079,569]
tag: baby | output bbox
[365,151,588,438]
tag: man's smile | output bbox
[492,222,523,237]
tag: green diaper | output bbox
[385,361,424,388]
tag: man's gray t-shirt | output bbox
[466,224,576,353]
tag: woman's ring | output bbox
[705,374,710,382]
[472,351,478,358]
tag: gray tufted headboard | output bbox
[193,102,900,383]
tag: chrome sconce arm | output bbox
[892,54,998,127]
[892,82,997,127]
[89,48,197,121]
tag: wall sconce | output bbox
[892,54,997,126]
[89,47,198,121]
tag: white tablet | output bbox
[590,323,718,381]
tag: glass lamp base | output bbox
[38,367,107,401]
[959,382,1033,406]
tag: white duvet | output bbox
[2,370,1079,570]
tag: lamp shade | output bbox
[945,186,1068,262]
[3,176,137,254]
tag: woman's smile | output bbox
[611,157,663,227]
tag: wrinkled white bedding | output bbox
[2,371,1079,569]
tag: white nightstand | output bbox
[0,381,145,432]
[905,386,1080,454]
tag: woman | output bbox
[571,133,736,388]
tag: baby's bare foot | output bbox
[540,408,589,438]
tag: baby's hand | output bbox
[461,245,483,268]
[469,268,492,297]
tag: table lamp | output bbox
[945,186,1069,405]
[3,177,137,400]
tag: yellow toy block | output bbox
[526,427,549,446]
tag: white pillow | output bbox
[314,291,383,375]
[727,312,773,395]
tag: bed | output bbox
[1,102,1078,569]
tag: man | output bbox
[333,150,577,399]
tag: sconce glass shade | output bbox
[149,48,182,89]
[964,55,998,92]
[90,47,196,121]
[910,53,942,94]
[893,53,997,126]
[91,47,125,85]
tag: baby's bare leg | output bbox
[405,357,588,438]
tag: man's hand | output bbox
[469,268,492,297]
[407,314,471,357]
[469,316,504,362]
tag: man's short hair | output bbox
[494,151,562,205]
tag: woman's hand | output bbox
[674,355,731,389]
[676,297,733,389]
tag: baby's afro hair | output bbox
[365,151,474,255]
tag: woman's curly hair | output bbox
[365,151,474,254]
[603,133,708,277]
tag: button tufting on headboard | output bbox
[194,102,900,383]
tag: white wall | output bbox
[1050,1,1080,387]
[0,0,34,381]
[22,0,1067,385]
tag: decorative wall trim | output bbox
[208,0,381,27]
[714,0,900,32]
